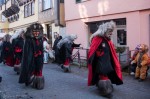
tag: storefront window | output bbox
[117,30,126,45]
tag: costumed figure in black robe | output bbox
[52,34,62,63]
[0,37,3,82]
[10,29,25,75]
[57,34,80,72]
[1,34,14,66]
[88,21,123,98]
[19,23,44,90]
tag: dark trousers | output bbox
[131,63,137,73]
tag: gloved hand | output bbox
[138,64,142,68]
[78,44,81,47]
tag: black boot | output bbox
[0,76,2,83]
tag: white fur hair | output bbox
[63,34,77,40]
[69,34,77,40]
[57,34,77,49]
[10,29,25,43]
[90,21,115,43]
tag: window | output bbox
[31,2,34,15]
[28,3,31,16]
[76,0,89,3]
[1,15,6,22]
[24,1,35,18]
[42,0,52,11]
[24,5,28,17]
[117,30,127,45]
[60,0,64,3]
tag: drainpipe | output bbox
[5,0,6,10]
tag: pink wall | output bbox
[66,20,88,47]
[126,12,141,50]
[140,11,150,52]
[65,0,150,56]
[65,0,150,21]
[66,20,88,57]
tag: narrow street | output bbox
[0,63,150,99]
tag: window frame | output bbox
[42,0,52,11]
[24,1,35,18]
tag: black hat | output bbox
[30,23,43,32]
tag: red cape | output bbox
[88,36,123,86]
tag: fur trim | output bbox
[32,76,45,90]
[57,34,77,49]
[90,21,115,43]
[97,79,113,96]
[10,29,25,43]
[139,44,149,53]
[63,65,71,72]
[14,66,21,73]
[3,34,11,42]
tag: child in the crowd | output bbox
[130,44,141,75]
[131,44,149,82]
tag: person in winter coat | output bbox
[57,34,80,72]
[43,36,49,63]
[10,29,25,75]
[1,34,14,66]
[131,44,149,82]
[52,34,62,63]
[130,44,141,75]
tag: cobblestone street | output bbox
[0,63,150,99]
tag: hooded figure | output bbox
[11,29,25,75]
[88,21,123,98]
[57,34,80,72]
[52,34,62,63]
[19,23,44,90]
[1,34,14,66]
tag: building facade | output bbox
[38,0,66,45]
[0,0,38,34]
[0,0,66,45]
[64,0,150,55]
